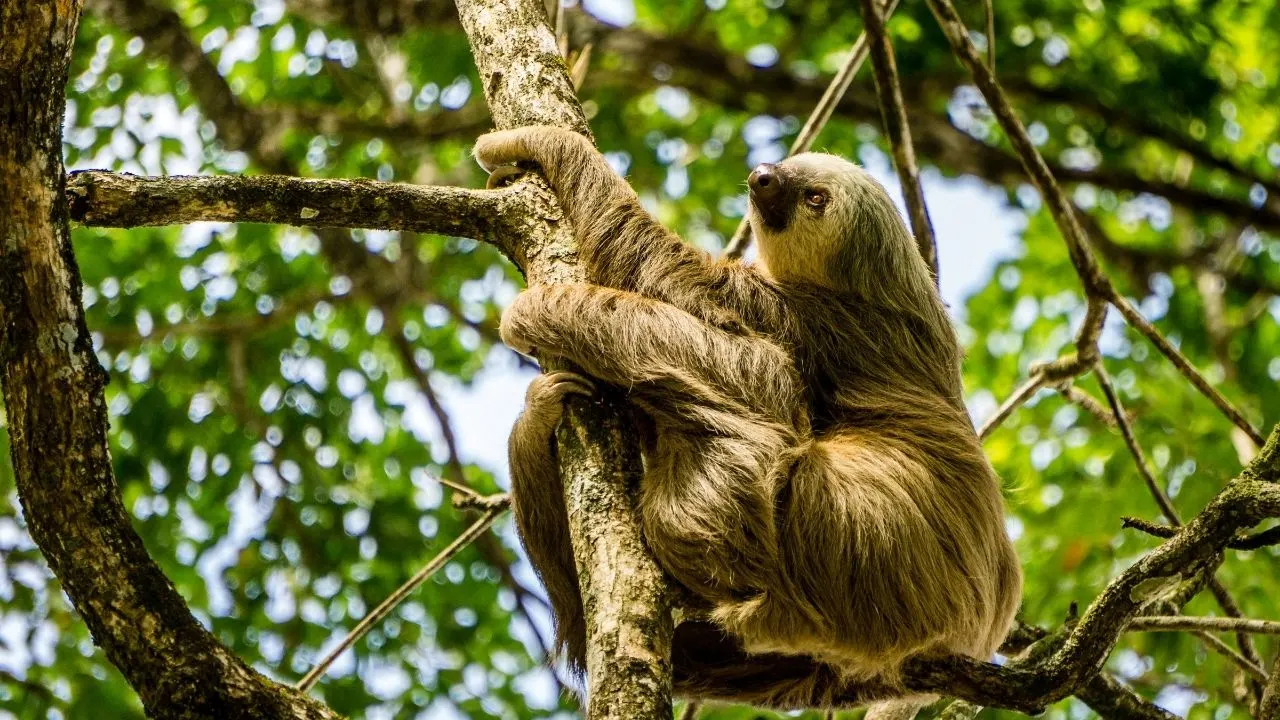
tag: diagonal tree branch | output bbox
[858,0,938,282]
[1129,616,1280,636]
[887,430,1280,711]
[1123,517,1280,551]
[294,506,504,691]
[582,21,1280,235]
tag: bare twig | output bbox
[1096,362,1264,695]
[1129,616,1280,636]
[1189,630,1268,683]
[1055,383,1120,428]
[1077,673,1179,720]
[1205,577,1266,689]
[722,0,900,259]
[858,0,938,282]
[453,492,512,512]
[982,0,995,70]
[1122,517,1280,551]
[1107,295,1264,446]
[926,0,1264,450]
[1094,363,1181,524]
[295,507,504,692]
[978,297,1107,439]
[977,374,1047,440]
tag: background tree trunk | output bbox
[0,2,339,717]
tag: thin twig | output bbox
[678,701,700,720]
[1122,517,1280,550]
[1129,616,1280,636]
[295,507,504,692]
[978,296,1108,439]
[982,0,995,70]
[1190,630,1269,683]
[978,374,1047,440]
[1094,363,1181,525]
[722,0,901,259]
[1096,362,1265,690]
[1107,294,1264,446]
[1055,383,1120,428]
[858,0,939,282]
[1205,577,1266,685]
[924,0,1107,294]
[927,0,1264,467]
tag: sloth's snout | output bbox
[748,163,791,230]
[748,164,782,203]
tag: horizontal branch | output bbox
[1129,616,1280,636]
[66,171,520,243]
[1122,516,1280,550]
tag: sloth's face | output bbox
[748,153,913,291]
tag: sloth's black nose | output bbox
[748,164,782,202]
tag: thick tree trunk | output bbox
[454,1,676,718]
[0,2,337,718]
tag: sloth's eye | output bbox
[804,190,828,208]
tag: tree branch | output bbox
[1129,616,1280,636]
[886,435,1280,711]
[453,2,674,719]
[294,507,504,691]
[858,0,938,282]
[67,170,523,248]
[0,2,340,717]
[924,0,1264,450]
[1123,516,1280,551]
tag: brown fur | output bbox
[477,127,1022,711]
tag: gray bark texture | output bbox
[454,1,676,718]
[0,2,339,718]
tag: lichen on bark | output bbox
[454,1,676,718]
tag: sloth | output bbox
[474,126,1022,711]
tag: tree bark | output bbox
[0,2,338,718]
[453,1,675,718]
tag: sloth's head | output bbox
[746,153,934,302]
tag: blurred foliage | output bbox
[0,0,1278,718]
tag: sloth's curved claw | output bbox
[543,371,596,399]
[486,163,527,190]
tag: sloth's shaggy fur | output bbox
[477,126,1021,712]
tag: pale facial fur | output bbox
[748,153,937,314]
